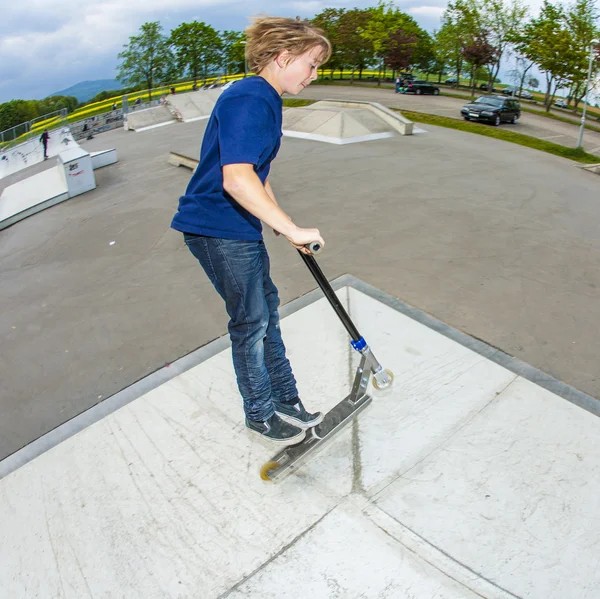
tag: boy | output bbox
[171,17,332,446]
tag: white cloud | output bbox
[0,0,243,102]
[0,0,550,103]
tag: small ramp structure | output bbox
[166,88,222,123]
[283,100,414,144]
[0,128,76,179]
[125,105,177,132]
[1,277,600,598]
[125,89,223,132]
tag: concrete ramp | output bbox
[125,105,176,132]
[167,89,221,122]
[0,128,76,179]
[283,100,414,144]
[0,145,98,230]
[0,164,69,229]
[1,277,599,598]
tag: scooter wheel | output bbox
[260,461,280,481]
[373,369,394,390]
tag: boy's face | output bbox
[280,46,323,95]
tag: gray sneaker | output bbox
[246,413,306,446]
[273,398,324,429]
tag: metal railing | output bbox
[0,108,68,151]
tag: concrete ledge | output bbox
[579,162,600,174]
[312,99,414,135]
[168,151,198,171]
[91,148,118,170]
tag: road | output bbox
[297,84,600,156]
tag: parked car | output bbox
[501,87,532,99]
[460,95,521,125]
[479,83,498,92]
[555,98,569,108]
[403,80,440,95]
[445,77,458,84]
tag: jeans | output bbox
[184,233,299,421]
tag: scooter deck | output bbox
[260,391,372,482]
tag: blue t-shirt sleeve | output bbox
[217,96,272,167]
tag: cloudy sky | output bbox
[1,0,545,104]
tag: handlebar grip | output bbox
[306,241,323,255]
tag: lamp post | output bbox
[577,38,599,149]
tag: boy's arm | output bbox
[264,178,277,205]
[223,164,322,252]
[264,178,289,235]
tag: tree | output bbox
[384,30,418,72]
[39,95,78,115]
[481,0,528,91]
[360,1,423,85]
[438,0,482,87]
[564,0,599,108]
[336,8,375,81]
[117,22,175,101]
[169,21,222,85]
[528,76,539,89]
[508,55,535,96]
[0,96,79,138]
[511,1,575,111]
[311,8,345,79]
[413,32,437,78]
[220,30,246,76]
[462,31,498,95]
[0,100,37,134]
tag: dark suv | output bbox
[460,95,521,125]
[403,80,440,95]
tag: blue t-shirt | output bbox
[171,77,283,240]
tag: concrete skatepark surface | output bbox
[1,113,600,462]
[1,282,600,598]
[1,86,600,596]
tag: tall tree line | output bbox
[117,21,246,100]
[2,0,599,133]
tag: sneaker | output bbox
[246,413,306,446]
[273,398,324,429]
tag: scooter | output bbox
[260,242,394,481]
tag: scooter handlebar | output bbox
[305,241,323,255]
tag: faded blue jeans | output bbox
[184,233,299,421]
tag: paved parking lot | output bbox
[298,84,600,156]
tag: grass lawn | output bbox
[399,109,600,164]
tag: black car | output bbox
[460,95,521,125]
[403,80,440,95]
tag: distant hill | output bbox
[47,79,125,103]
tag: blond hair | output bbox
[244,16,332,74]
